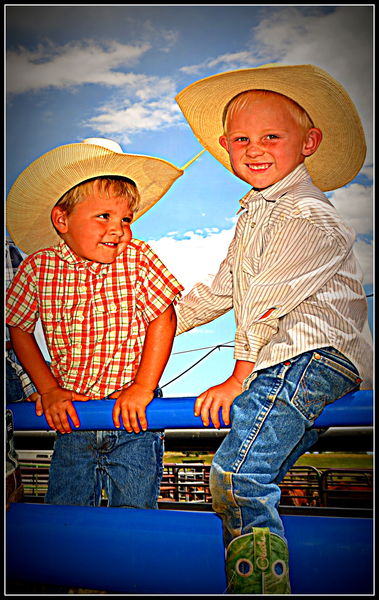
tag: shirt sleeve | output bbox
[176,232,237,335]
[6,258,39,334]
[234,216,356,362]
[136,243,184,321]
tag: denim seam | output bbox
[316,354,360,380]
[233,363,290,473]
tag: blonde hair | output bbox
[222,90,314,134]
[54,176,141,215]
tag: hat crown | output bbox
[82,138,123,153]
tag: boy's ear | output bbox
[303,127,323,157]
[51,206,69,233]
[219,135,229,152]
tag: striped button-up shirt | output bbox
[6,239,183,398]
[176,164,372,389]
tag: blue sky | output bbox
[5,5,373,397]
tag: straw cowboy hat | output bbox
[176,64,366,192]
[7,138,184,255]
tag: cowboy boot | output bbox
[225,527,291,594]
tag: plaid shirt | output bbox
[6,239,183,398]
[6,239,37,400]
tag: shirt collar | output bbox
[56,240,110,275]
[238,163,311,210]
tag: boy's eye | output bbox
[234,136,249,142]
[122,216,132,224]
[98,213,110,219]
[266,134,279,140]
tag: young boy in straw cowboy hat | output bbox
[6,138,184,508]
[175,64,372,593]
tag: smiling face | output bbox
[51,179,134,263]
[219,91,322,190]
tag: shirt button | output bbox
[244,344,250,351]
[250,222,256,228]
[314,353,321,359]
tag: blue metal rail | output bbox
[7,389,373,430]
[6,389,374,594]
[6,502,373,594]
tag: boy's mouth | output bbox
[247,163,271,171]
[102,242,119,248]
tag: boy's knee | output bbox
[210,462,236,513]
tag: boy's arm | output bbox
[112,304,177,433]
[8,326,89,433]
[194,359,255,428]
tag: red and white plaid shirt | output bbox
[6,240,183,398]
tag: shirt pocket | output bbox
[42,306,74,360]
[291,348,361,422]
[93,298,135,344]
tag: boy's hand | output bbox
[194,376,242,428]
[37,387,90,433]
[111,383,155,433]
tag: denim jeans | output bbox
[45,429,165,508]
[210,347,362,547]
[6,349,26,403]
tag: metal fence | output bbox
[17,451,373,509]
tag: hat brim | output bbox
[176,64,366,192]
[7,143,183,255]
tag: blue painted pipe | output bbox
[7,389,373,431]
[6,503,373,594]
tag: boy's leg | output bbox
[210,347,361,593]
[45,431,103,506]
[101,430,165,508]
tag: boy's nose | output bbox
[109,220,124,236]
[245,141,264,157]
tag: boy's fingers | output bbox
[44,413,56,431]
[137,407,148,432]
[120,408,133,433]
[200,397,213,427]
[112,403,121,429]
[66,403,80,429]
[72,392,90,402]
[128,409,142,434]
[194,394,206,416]
[222,404,231,426]
[35,397,43,416]
[210,402,221,429]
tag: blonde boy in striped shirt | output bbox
[175,65,372,594]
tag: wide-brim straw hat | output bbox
[7,138,184,255]
[176,64,366,192]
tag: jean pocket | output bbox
[291,348,361,422]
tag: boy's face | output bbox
[219,93,321,190]
[52,181,133,263]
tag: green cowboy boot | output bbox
[226,527,291,594]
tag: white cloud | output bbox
[147,227,236,293]
[6,40,151,94]
[329,184,373,237]
[179,6,373,165]
[87,83,182,140]
[148,188,373,292]
[353,239,373,286]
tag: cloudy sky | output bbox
[5,4,374,398]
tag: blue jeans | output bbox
[45,429,165,508]
[6,349,27,403]
[210,347,362,546]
